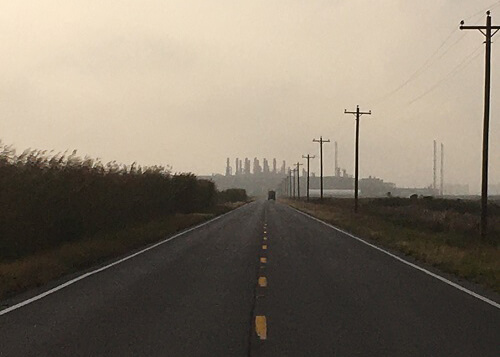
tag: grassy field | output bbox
[0,202,246,301]
[282,197,500,293]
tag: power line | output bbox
[463,0,500,21]
[408,44,483,105]
[373,3,500,109]
[435,33,467,61]
[373,27,459,106]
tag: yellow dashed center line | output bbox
[255,316,267,340]
[255,223,269,342]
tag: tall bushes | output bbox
[0,144,216,260]
[217,188,248,203]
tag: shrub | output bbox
[218,188,248,203]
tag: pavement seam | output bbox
[291,205,500,310]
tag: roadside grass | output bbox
[0,203,245,301]
[282,198,500,293]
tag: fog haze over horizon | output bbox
[1,0,500,193]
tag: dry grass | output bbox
[0,142,219,261]
[283,198,500,293]
[0,203,243,300]
[0,141,248,301]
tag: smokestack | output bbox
[273,158,277,173]
[235,158,239,176]
[335,141,338,177]
[440,143,444,196]
[244,158,251,174]
[433,140,437,190]
[239,159,242,174]
[263,158,270,174]
[253,158,261,174]
[226,158,231,176]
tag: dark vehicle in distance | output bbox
[268,190,276,200]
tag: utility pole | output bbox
[440,143,444,196]
[433,140,437,192]
[460,11,500,238]
[295,162,303,199]
[344,105,372,213]
[313,136,330,200]
[302,154,315,201]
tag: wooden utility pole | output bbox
[460,11,500,238]
[295,162,303,199]
[313,136,330,201]
[433,140,437,191]
[440,143,444,196]
[302,154,315,201]
[344,105,372,213]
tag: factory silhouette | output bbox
[200,154,445,198]
[201,157,289,197]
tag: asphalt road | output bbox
[0,200,499,356]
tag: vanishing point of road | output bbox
[1,200,499,356]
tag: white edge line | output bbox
[0,203,250,316]
[291,206,500,310]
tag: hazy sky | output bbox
[1,0,499,191]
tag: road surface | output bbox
[1,200,499,356]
